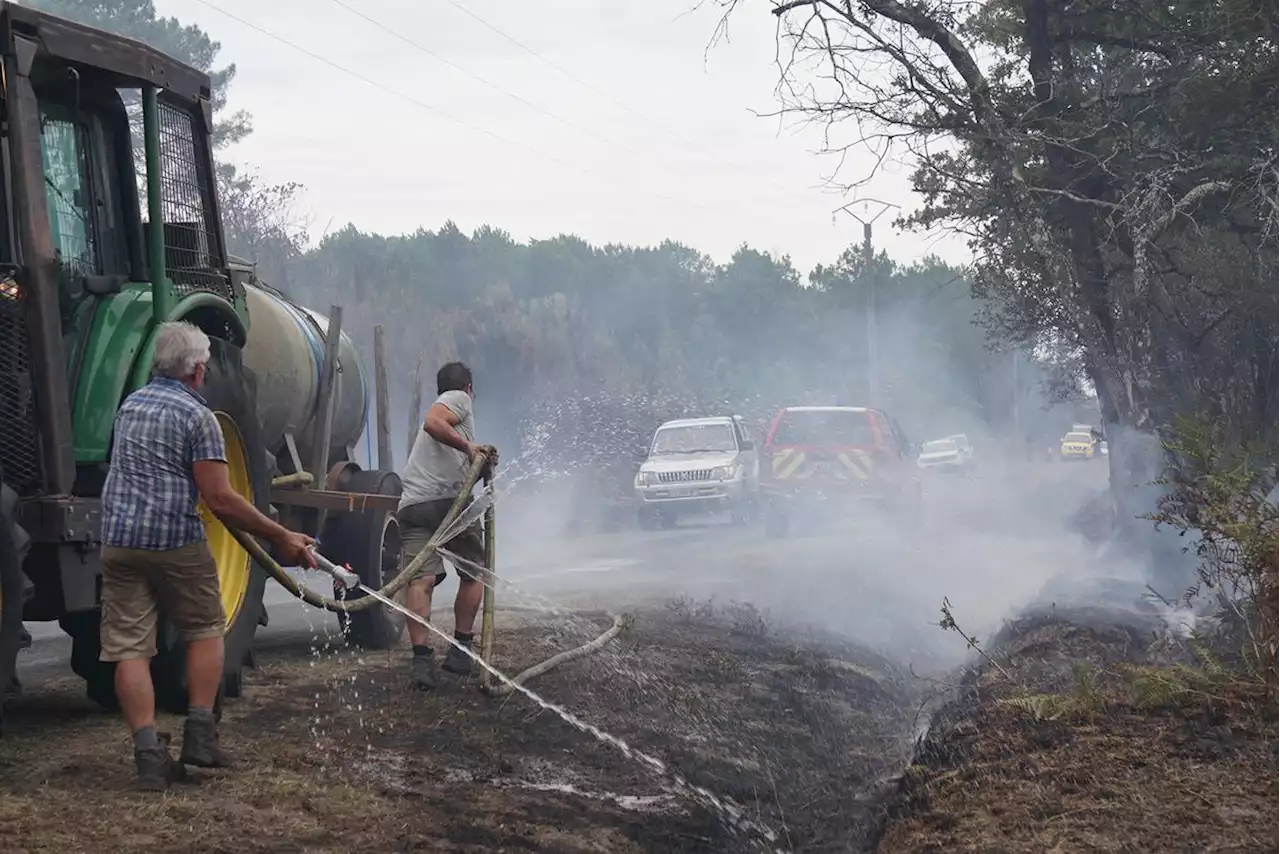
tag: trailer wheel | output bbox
[145,337,269,713]
[324,469,405,650]
[1,477,30,732]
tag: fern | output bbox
[999,694,1074,722]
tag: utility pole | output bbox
[1012,349,1021,439]
[833,198,899,405]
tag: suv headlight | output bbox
[713,463,740,481]
[635,471,657,487]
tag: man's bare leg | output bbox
[442,577,484,675]
[115,657,156,734]
[454,577,483,635]
[405,575,436,646]
[185,636,224,710]
[405,575,439,689]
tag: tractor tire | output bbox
[83,338,269,715]
[323,469,405,650]
[1,477,30,732]
[61,611,117,710]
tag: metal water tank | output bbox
[240,284,369,471]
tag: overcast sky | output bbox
[161,0,968,273]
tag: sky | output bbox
[160,0,970,273]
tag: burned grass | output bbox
[0,606,917,853]
[877,609,1279,853]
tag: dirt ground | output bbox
[0,604,918,854]
[876,610,1279,854]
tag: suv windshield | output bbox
[771,410,874,446]
[923,440,957,453]
[651,424,737,455]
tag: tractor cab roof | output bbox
[1,2,212,109]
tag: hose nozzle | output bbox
[309,547,361,591]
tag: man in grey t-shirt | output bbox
[397,361,496,689]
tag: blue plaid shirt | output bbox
[100,377,227,550]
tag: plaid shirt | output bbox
[100,377,227,550]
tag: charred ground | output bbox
[0,605,918,854]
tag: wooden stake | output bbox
[479,481,496,691]
[373,325,392,472]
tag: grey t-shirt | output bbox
[399,389,474,510]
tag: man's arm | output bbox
[424,402,479,458]
[192,461,315,567]
[188,409,315,566]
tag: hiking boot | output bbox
[442,641,474,676]
[133,746,170,792]
[179,715,233,769]
[410,651,438,691]
[158,732,189,783]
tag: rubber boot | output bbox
[180,715,233,769]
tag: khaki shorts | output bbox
[99,541,226,662]
[397,498,487,586]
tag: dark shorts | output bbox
[397,498,487,586]
[99,541,225,662]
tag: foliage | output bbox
[217,164,308,283]
[722,0,1276,474]
[277,222,1086,471]
[1149,414,1279,688]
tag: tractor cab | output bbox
[0,1,239,500]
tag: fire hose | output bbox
[226,456,489,614]
[224,454,624,692]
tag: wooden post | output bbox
[478,481,496,691]
[406,352,424,457]
[311,305,343,485]
[373,325,393,472]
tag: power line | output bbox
[437,0,809,188]
[326,0,728,184]
[439,0,643,120]
[189,0,760,215]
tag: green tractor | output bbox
[0,3,405,729]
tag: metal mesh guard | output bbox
[157,100,232,301]
[0,276,41,494]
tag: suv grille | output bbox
[657,470,713,484]
[0,276,41,495]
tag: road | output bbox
[13,456,1116,694]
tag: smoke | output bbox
[319,241,1181,673]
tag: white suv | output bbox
[634,416,759,528]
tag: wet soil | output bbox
[876,609,1279,853]
[0,605,917,853]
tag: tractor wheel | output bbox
[1,477,30,732]
[118,337,270,715]
[324,469,405,650]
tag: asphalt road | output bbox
[13,456,1116,693]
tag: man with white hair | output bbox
[99,321,315,791]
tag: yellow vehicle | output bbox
[1059,431,1099,460]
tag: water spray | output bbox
[223,455,787,851]
[298,542,784,851]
